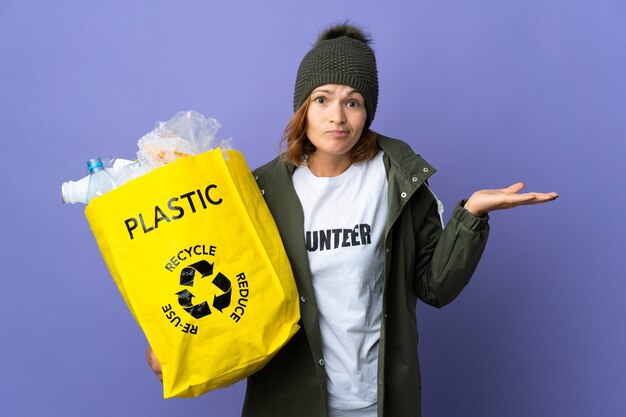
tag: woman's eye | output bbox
[314,96,326,104]
[347,100,360,108]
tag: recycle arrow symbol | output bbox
[179,260,214,287]
[211,272,232,312]
[175,260,232,319]
[176,289,211,319]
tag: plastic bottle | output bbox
[85,158,118,203]
[62,158,134,204]
[61,176,90,204]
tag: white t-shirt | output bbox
[292,150,388,416]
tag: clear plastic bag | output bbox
[137,111,230,170]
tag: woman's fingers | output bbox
[506,182,526,194]
[146,346,163,382]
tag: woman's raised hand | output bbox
[463,182,558,217]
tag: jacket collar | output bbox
[373,134,436,240]
[376,133,436,186]
[257,132,436,203]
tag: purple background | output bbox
[1,1,624,416]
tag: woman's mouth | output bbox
[326,130,349,137]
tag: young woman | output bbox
[148,23,558,417]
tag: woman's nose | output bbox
[328,103,346,124]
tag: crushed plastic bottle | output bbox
[85,158,118,203]
[62,158,134,204]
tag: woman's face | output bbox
[305,84,367,165]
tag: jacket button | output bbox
[254,175,259,180]
[423,167,429,173]
[300,295,307,303]
[385,248,390,253]
[318,359,325,366]
[401,192,407,198]
[412,177,418,182]
[261,189,265,195]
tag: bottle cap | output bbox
[61,180,87,204]
[61,182,71,203]
[87,158,104,173]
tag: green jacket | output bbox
[243,134,489,417]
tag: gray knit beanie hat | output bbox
[293,23,379,129]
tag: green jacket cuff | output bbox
[454,199,490,231]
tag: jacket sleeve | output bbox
[413,196,490,308]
